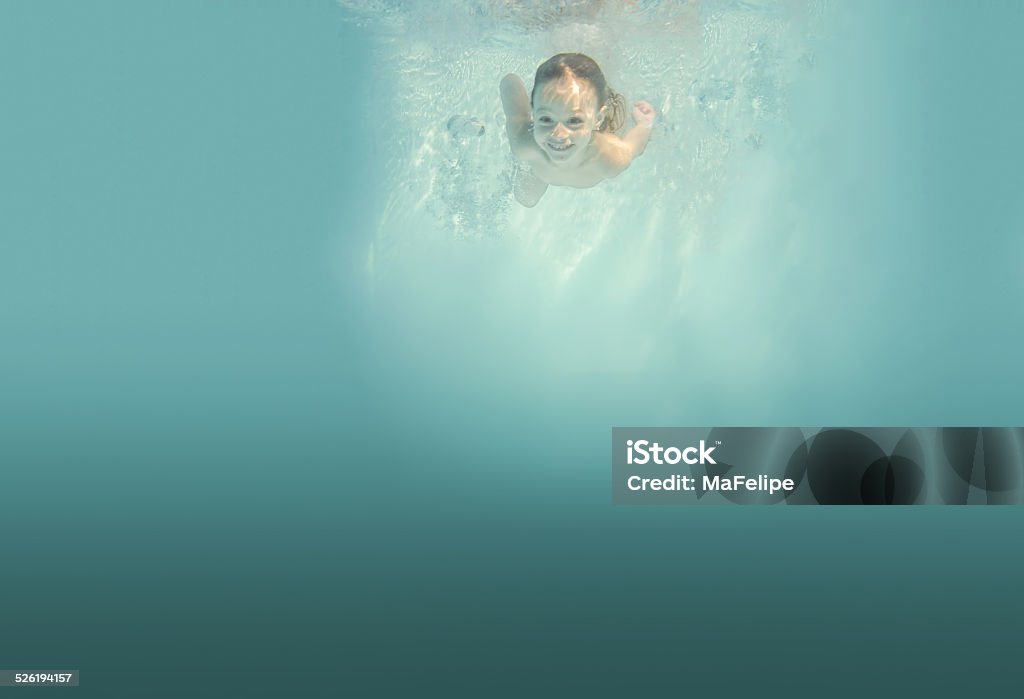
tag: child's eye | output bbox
[568,118,583,126]
[538,116,553,124]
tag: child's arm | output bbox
[500,74,539,161]
[597,101,656,175]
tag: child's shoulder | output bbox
[590,131,632,176]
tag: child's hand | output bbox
[632,101,656,128]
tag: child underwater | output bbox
[500,53,656,207]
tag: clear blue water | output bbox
[2,1,1023,696]
[353,0,1024,425]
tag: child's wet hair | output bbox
[530,53,627,133]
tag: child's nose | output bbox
[552,122,570,138]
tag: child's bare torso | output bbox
[517,134,613,188]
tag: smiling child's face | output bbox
[531,73,601,166]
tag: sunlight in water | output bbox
[341,0,831,380]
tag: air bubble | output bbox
[446,115,485,142]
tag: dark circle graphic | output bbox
[939,427,1024,504]
[806,429,886,505]
[859,455,924,504]
[941,427,1024,492]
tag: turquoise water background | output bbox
[2,1,1023,696]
